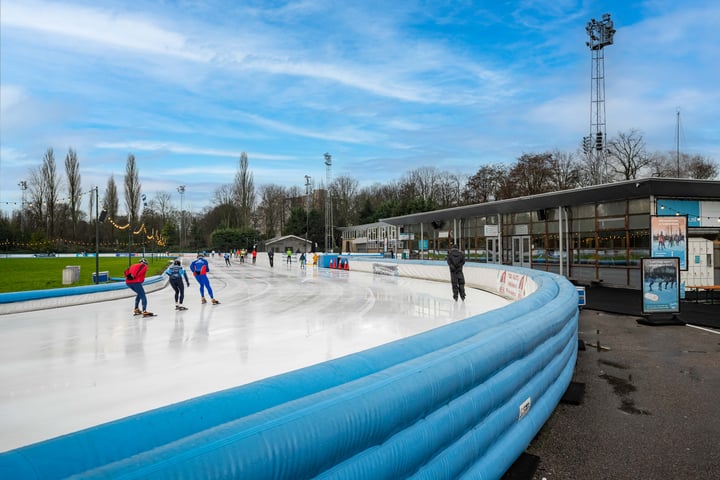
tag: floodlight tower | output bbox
[324,153,334,253]
[584,13,616,184]
[304,175,312,249]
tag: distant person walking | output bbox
[165,259,190,310]
[268,250,274,267]
[190,253,220,305]
[252,248,257,264]
[446,243,466,301]
[125,258,154,316]
[286,248,292,265]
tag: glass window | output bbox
[572,232,596,265]
[628,214,649,230]
[597,230,628,266]
[597,201,627,217]
[629,229,649,266]
[598,216,626,230]
[573,204,595,218]
[629,198,650,214]
[572,218,595,232]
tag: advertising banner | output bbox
[650,215,687,270]
[641,257,680,314]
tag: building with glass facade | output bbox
[340,178,720,289]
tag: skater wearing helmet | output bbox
[189,253,220,304]
[165,259,190,310]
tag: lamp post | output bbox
[17,180,27,235]
[304,175,312,252]
[94,186,100,283]
[323,153,333,253]
[177,185,185,251]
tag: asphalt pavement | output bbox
[524,296,720,480]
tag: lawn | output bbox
[0,257,171,293]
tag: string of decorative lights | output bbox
[658,204,720,223]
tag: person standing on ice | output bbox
[190,253,220,304]
[446,243,466,301]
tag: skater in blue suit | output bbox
[189,253,220,305]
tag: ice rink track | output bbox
[0,255,509,452]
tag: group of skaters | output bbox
[124,253,220,317]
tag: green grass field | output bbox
[0,257,170,293]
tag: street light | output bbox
[17,180,27,235]
[304,175,312,252]
[177,185,185,251]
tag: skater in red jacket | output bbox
[125,258,154,316]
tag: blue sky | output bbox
[1,0,718,215]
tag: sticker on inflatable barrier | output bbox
[518,397,532,420]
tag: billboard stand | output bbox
[637,312,684,326]
[637,257,684,326]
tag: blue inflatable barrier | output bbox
[0,268,578,480]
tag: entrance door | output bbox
[486,237,499,264]
[512,235,531,268]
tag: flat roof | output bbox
[380,178,720,225]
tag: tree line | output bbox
[1,129,716,253]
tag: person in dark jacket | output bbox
[446,244,466,301]
[165,259,190,310]
[125,258,153,316]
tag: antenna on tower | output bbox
[585,13,615,184]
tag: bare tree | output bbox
[505,153,555,197]
[402,167,441,203]
[258,184,288,237]
[606,129,650,180]
[123,154,141,225]
[150,192,173,223]
[686,154,718,179]
[464,164,507,203]
[31,148,61,238]
[64,148,81,239]
[103,175,119,241]
[233,152,255,228]
[549,150,580,191]
[331,175,359,228]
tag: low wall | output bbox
[0,260,578,480]
[0,276,167,315]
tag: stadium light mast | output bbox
[177,185,185,251]
[324,153,333,253]
[304,175,312,251]
[584,13,615,184]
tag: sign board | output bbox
[650,215,687,270]
[641,257,680,314]
[484,224,499,237]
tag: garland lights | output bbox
[658,204,720,223]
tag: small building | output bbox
[378,178,719,290]
[339,221,400,255]
[264,235,312,254]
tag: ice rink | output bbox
[0,255,510,452]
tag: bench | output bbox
[685,285,720,304]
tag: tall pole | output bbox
[177,185,185,252]
[676,109,680,177]
[324,153,333,253]
[585,13,615,184]
[17,180,27,235]
[94,186,100,283]
[304,175,311,251]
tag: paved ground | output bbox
[526,308,720,480]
